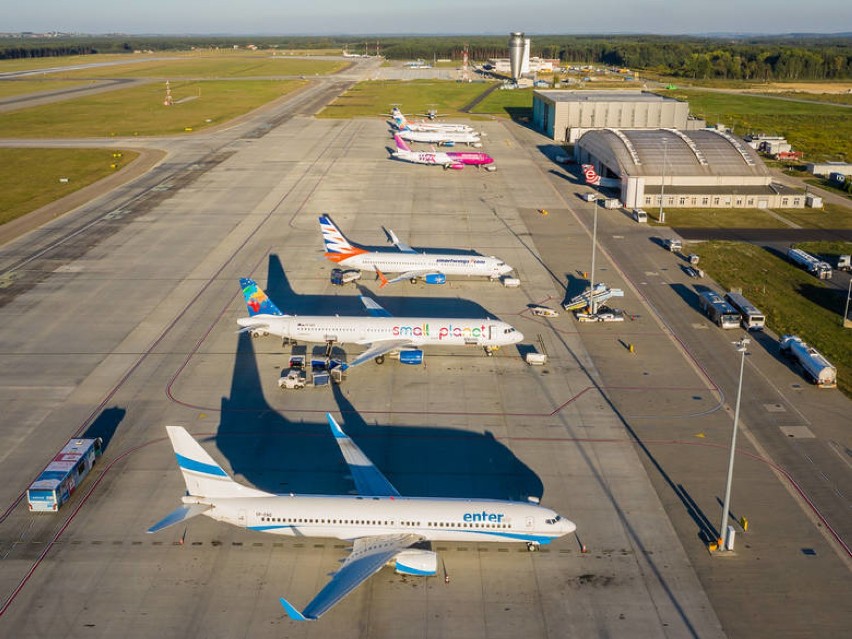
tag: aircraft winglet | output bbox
[375,267,389,288]
[280,598,311,622]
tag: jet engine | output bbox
[398,349,424,365]
[394,549,438,576]
[424,273,447,285]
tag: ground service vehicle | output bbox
[780,335,837,388]
[838,255,851,272]
[697,290,740,329]
[787,248,832,279]
[28,438,103,511]
[632,209,647,223]
[724,292,766,330]
[664,238,682,252]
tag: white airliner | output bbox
[391,134,494,170]
[390,106,476,134]
[147,415,576,621]
[319,214,513,286]
[236,278,523,369]
[395,125,482,146]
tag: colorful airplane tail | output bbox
[319,215,367,262]
[393,134,412,153]
[240,278,284,317]
[581,164,602,186]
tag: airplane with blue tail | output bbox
[236,277,523,370]
[320,214,512,287]
[147,414,575,621]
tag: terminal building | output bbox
[532,90,701,143]
[575,128,805,210]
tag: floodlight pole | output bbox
[659,137,668,225]
[589,197,598,314]
[844,278,852,328]
[719,337,749,551]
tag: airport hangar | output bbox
[532,90,805,211]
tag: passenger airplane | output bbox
[581,164,620,188]
[393,124,481,146]
[236,278,523,369]
[390,106,475,133]
[148,415,575,621]
[319,214,512,286]
[391,134,493,170]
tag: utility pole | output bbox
[719,337,749,551]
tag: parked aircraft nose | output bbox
[562,517,577,535]
[511,330,524,344]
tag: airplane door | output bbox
[238,509,247,528]
[488,324,494,343]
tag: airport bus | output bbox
[697,290,740,329]
[724,292,766,330]
[27,437,103,512]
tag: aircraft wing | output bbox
[359,295,392,318]
[325,413,400,497]
[146,503,212,533]
[343,339,412,370]
[382,227,416,253]
[280,534,422,621]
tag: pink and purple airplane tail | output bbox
[393,134,412,153]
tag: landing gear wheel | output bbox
[410,278,418,284]
[527,542,540,552]
[375,355,385,365]
[485,346,494,357]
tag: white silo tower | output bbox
[509,32,525,82]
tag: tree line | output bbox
[1,34,849,80]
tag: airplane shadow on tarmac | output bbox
[210,328,544,502]
[262,253,500,319]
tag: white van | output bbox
[632,209,648,223]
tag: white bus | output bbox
[724,292,766,330]
[27,438,103,512]
[697,290,741,329]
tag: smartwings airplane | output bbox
[148,414,576,621]
[320,214,513,285]
[236,277,523,370]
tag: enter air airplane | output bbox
[390,106,476,134]
[236,277,523,369]
[148,414,575,621]
[319,214,512,285]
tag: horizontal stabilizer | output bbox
[147,503,211,534]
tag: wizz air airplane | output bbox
[319,214,512,285]
[390,106,475,134]
[236,277,523,369]
[148,415,576,621]
[391,134,493,170]
[581,164,621,188]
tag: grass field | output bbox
[0,79,304,137]
[757,92,852,106]
[51,56,347,80]
[470,87,534,119]
[0,148,139,225]
[0,53,135,73]
[664,89,852,162]
[656,203,852,229]
[690,241,851,397]
[319,80,493,118]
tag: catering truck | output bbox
[779,335,837,388]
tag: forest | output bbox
[1,34,849,81]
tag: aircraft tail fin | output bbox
[393,134,411,153]
[581,164,602,186]
[164,426,269,500]
[319,214,366,262]
[240,278,284,317]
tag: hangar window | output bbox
[645,196,652,206]
[782,198,789,206]
[714,197,720,205]
[679,197,687,206]
[702,197,710,205]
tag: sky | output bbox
[2,1,851,36]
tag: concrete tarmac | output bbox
[0,73,846,638]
